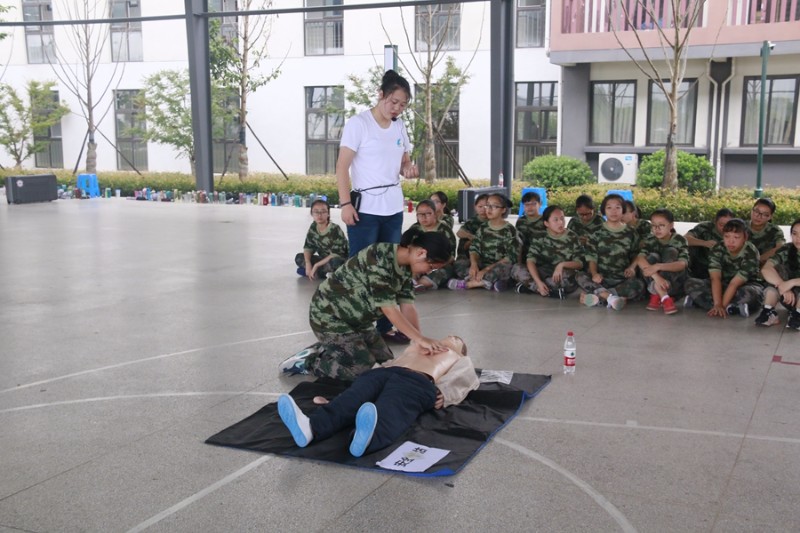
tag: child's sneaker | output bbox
[786,310,800,330]
[515,282,535,294]
[727,303,749,317]
[646,293,661,311]
[683,295,694,308]
[581,293,600,307]
[447,279,467,290]
[607,295,626,311]
[662,296,678,315]
[492,280,508,292]
[548,288,565,300]
[755,307,779,327]
[296,267,306,277]
[278,346,315,376]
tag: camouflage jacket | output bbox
[309,243,413,334]
[746,222,785,255]
[457,216,487,258]
[639,233,690,265]
[527,229,583,271]
[471,222,519,265]
[585,223,640,278]
[567,213,604,239]
[632,219,652,244]
[440,212,455,229]
[516,215,546,260]
[769,243,800,279]
[303,222,348,258]
[708,241,762,285]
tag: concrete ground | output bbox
[1,196,798,533]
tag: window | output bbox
[415,85,461,179]
[23,0,55,64]
[741,75,799,146]
[213,90,240,174]
[416,4,460,52]
[591,81,636,144]
[647,79,697,145]
[209,0,237,44]
[33,91,63,168]
[110,0,142,62]
[514,82,558,178]
[114,90,148,171]
[517,0,545,48]
[305,86,344,174]
[305,0,343,56]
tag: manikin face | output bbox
[442,335,466,355]
[376,89,409,122]
[723,231,747,254]
[650,215,673,240]
[522,199,541,218]
[416,205,437,230]
[545,209,567,236]
[603,199,624,223]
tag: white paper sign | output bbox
[479,369,514,384]
[376,441,450,473]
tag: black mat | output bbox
[206,371,550,477]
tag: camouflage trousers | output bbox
[760,265,798,308]
[306,325,394,382]
[575,271,645,300]
[643,250,688,298]
[683,278,764,310]
[511,263,578,294]
[294,253,346,275]
[452,258,514,283]
[419,263,455,289]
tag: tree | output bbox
[0,4,11,41]
[209,0,281,181]
[0,81,70,167]
[607,0,707,192]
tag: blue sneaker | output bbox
[296,267,306,277]
[278,347,315,375]
[277,394,313,448]
[349,402,378,457]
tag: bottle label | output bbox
[563,351,575,367]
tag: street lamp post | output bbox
[755,40,773,199]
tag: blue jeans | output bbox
[347,211,404,334]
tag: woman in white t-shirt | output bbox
[335,69,419,343]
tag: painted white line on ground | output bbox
[0,330,310,395]
[125,455,273,533]
[496,437,638,533]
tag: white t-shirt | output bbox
[340,109,411,216]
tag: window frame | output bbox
[109,0,143,62]
[33,90,63,168]
[646,78,698,146]
[114,89,148,171]
[304,0,343,56]
[415,3,461,52]
[22,0,55,64]
[516,0,546,48]
[590,80,637,145]
[740,75,799,147]
[514,81,558,178]
[305,85,344,175]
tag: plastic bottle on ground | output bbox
[563,331,576,374]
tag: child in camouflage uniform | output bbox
[746,198,785,265]
[623,200,652,245]
[409,200,457,291]
[300,228,453,381]
[684,218,764,318]
[567,194,605,247]
[684,208,735,279]
[295,200,349,280]
[512,205,583,298]
[449,193,518,292]
[575,194,644,310]
[456,194,488,259]
[755,219,800,329]
[635,209,689,315]
[516,190,546,264]
[431,191,455,229]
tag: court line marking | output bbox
[0,330,310,395]
[496,438,638,533]
[125,455,273,533]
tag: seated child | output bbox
[431,191,455,229]
[277,335,479,457]
[448,193,518,292]
[684,208,735,279]
[295,199,348,280]
[635,208,689,315]
[575,193,644,310]
[684,218,764,318]
[456,193,488,259]
[567,194,604,247]
[754,218,800,329]
[515,191,545,263]
[746,198,785,265]
[512,205,583,298]
[410,200,457,291]
[623,200,651,245]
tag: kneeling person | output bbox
[278,336,478,457]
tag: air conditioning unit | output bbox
[598,153,638,185]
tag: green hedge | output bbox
[4,169,799,224]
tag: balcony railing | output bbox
[729,0,800,25]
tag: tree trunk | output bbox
[661,84,679,192]
[86,141,97,174]
[239,143,249,179]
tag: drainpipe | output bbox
[708,58,734,191]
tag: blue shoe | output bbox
[278,347,314,375]
[277,394,312,448]
[349,402,378,457]
[296,267,306,277]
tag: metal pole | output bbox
[755,40,771,199]
[490,0,514,194]
[185,0,214,193]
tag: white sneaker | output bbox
[278,345,318,375]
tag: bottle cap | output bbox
[567,331,574,336]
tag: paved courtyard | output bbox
[1,197,798,532]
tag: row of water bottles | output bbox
[130,189,327,206]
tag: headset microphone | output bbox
[391,117,397,122]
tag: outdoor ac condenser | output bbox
[598,153,638,185]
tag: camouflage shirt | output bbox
[769,243,800,279]
[527,229,584,271]
[708,241,761,284]
[686,220,724,270]
[303,222,348,258]
[516,215,546,260]
[472,222,519,265]
[639,233,690,264]
[585,222,640,278]
[457,216,487,258]
[440,212,455,229]
[410,220,457,257]
[632,219,652,244]
[746,222,785,255]
[567,213,605,239]
[309,243,413,334]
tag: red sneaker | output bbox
[646,293,661,311]
[662,296,678,315]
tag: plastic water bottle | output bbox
[563,331,576,374]
[498,171,504,188]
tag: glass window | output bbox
[305,0,343,56]
[23,1,55,64]
[33,91,63,168]
[741,76,799,146]
[647,79,697,145]
[591,81,636,144]
[305,86,343,174]
[114,90,148,171]
[514,81,558,178]
[416,4,460,52]
[110,0,143,62]
[209,0,238,44]
[517,0,545,48]
[212,90,241,174]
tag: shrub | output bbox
[522,155,595,188]
[637,150,715,193]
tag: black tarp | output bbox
[206,372,550,477]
